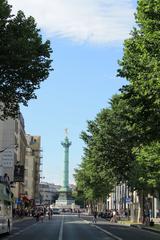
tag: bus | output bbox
[0,182,13,234]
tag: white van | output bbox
[52,208,61,214]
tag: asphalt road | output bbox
[0,214,159,240]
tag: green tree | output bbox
[115,0,160,221]
[117,0,160,143]
[72,189,86,208]
[0,0,52,119]
[76,0,160,218]
[133,141,160,195]
[75,108,116,206]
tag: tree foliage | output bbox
[75,0,160,204]
[133,141,160,195]
[0,0,53,119]
[115,0,160,194]
[117,0,160,143]
[74,111,116,202]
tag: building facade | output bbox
[0,117,17,180]
[0,113,27,205]
[24,137,35,200]
[39,182,59,205]
[107,183,160,222]
[24,134,42,204]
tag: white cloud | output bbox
[8,0,135,44]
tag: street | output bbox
[0,214,160,240]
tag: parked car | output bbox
[98,211,112,221]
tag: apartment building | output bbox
[28,135,41,203]
[0,117,17,179]
[0,113,27,181]
[24,137,35,200]
[0,113,43,208]
[24,134,41,203]
[0,113,27,203]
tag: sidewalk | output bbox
[13,216,33,223]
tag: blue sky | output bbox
[9,0,137,185]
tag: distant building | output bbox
[24,136,36,200]
[24,135,41,203]
[39,182,59,205]
[69,184,76,192]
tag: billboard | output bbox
[14,165,24,182]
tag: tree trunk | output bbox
[137,190,145,223]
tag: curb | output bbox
[131,224,160,234]
[130,224,142,229]
[141,226,160,234]
[105,222,131,227]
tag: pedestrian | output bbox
[48,209,52,220]
[40,211,44,223]
[110,210,117,223]
[78,209,80,218]
[92,210,97,224]
[36,211,40,222]
[3,173,10,190]
[144,210,150,226]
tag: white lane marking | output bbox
[81,218,123,240]
[58,216,64,240]
[95,225,123,240]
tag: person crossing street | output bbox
[92,210,98,224]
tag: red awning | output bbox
[22,196,31,202]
